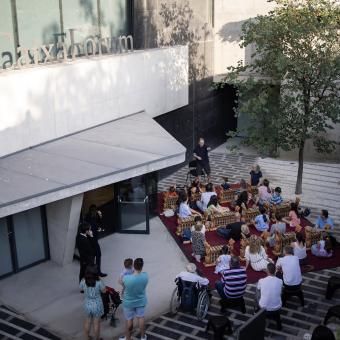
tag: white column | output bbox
[45,194,84,266]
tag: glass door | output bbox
[117,175,150,234]
[0,218,14,278]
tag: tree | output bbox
[221,0,340,194]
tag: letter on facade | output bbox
[41,44,54,64]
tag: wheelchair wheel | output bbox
[196,290,210,320]
[170,287,181,315]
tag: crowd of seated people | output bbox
[163,165,337,268]
[164,163,338,338]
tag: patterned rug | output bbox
[158,193,340,285]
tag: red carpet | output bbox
[158,193,340,285]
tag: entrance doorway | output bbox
[80,172,158,237]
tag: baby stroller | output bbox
[101,286,122,327]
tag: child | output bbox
[214,245,231,274]
[311,235,333,258]
[167,185,177,197]
[250,165,262,186]
[255,207,269,231]
[221,177,231,190]
[118,258,134,289]
[283,202,301,228]
[270,187,283,206]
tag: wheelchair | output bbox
[169,278,210,320]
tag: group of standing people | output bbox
[76,206,149,340]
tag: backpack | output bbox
[180,281,197,312]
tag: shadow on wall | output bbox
[217,19,255,67]
[217,20,247,43]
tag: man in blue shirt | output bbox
[120,258,148,340]
[315,210,334,230]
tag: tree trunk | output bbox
[295,141,305,195]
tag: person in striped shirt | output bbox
[215,256,247,300]
[270,187,283,206]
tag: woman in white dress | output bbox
[245,235,273,271]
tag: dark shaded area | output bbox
[155,82,237,179]
[133,1,238,179]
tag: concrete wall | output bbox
[213,0,275,77]
[212,0,340,162]
[45,194,83,265]
[0,46,188,157]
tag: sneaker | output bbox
[141,336,147,340]
[118,337,126,340]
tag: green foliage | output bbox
[222,0,340,157]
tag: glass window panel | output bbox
[16,0,61,47]
[62,0,99,43]
[13,207,46,269]
[0,218,13,277]
[0,0,15,69]
[100,0,129,37]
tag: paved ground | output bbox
[0,217,188,340]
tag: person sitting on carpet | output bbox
[283,202,301,228]
[196,182,217,212]
[241,224,251,239]
[176,263,209,286]
[187,185,200,211]
[206,195,229,216]
[215,256,247,300]
[216,213,246,241]
[164,185,177,197]
[235,190,248,214]
[315,209,335,231]
[267,214,286,247]
[238,179,248,194]
[190,216,206,235]
[215,245,231,274]
[221,176,231,190]
[311,234,333,258]
[276,246,302,288]
[178,193,201,219]
[250,164,263,187]
[257,178,272,207]
[291,232,308,265]
[270,187,283,206]
[245,235,273,271]
[254,207,270,232]
[191,221,208,262]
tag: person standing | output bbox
[276,246,302,288]
[120,258,148,340]
[80,266,106,340]
[256,263,283,311]
[76,223,95,283]
[85,205,107,277]
[193,137,211,182]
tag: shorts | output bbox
[196,162,211,176]
[123,306,146,320]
